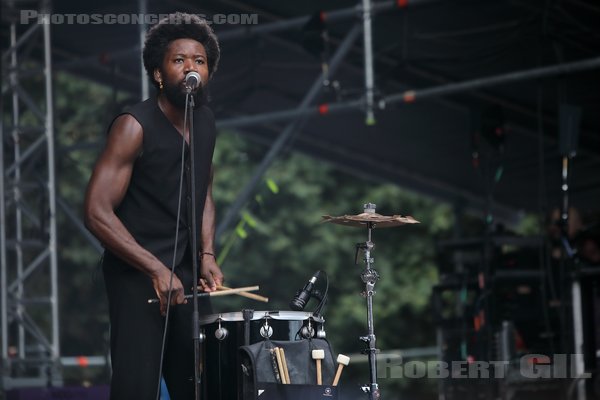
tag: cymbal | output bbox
[322,212,420,228]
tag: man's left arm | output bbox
[199,165,224,291]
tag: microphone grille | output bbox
[185,71,201,88]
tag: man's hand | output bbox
[151,267,187,316]
[198,255,223,292]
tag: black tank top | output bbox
[110,97,216,268]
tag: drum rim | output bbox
[198,310,324,325]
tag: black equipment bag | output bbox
[239,338,340,400]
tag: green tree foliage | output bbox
[210,131,454,398]
[50,72,455,397]
[52,72,130,382]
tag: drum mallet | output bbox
[312,349,325,385]
[332,354,350,386]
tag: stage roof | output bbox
[3,0,600,223]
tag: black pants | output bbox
[103,251,211,400]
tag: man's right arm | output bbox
[84,114,186,314]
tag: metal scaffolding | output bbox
[0,0,597,394]
[1,0,61,390]
[216,23,362,237]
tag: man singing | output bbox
[84,12,223,399]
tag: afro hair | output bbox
[143,12,220,89]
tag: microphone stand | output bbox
[562,153,587,400]
[183,90,202,400]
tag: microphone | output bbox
[290,271,321,311]
[184,71,201,92]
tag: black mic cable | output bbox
[314,270,329,317]
[154,91,192,400]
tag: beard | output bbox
[162,79,208,110]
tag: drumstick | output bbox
[279,348,291,385]
[148,286,260,303]
[197,285,259,295]
[204,286,260,297]
[217,285,269,303]
[269,348,282,384]
[274,348,287,384]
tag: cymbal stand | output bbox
[355,203,381,399]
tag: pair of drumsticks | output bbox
[270,347,291,384]
[215,285,269,302]
[148,285,268,304]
